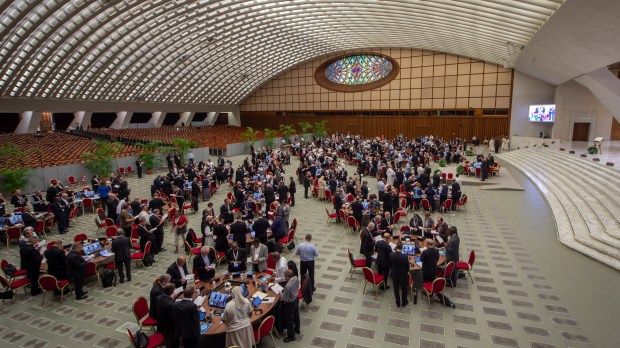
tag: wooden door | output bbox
[611,118,620,141]
[572,122,590,141]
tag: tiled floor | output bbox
[1,153,619,348]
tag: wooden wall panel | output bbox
[241,114,510,140]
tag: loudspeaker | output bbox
[539,131,544,139]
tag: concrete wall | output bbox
[554,80,614,141]
[510,71,556,138]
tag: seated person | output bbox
[380,211,394,235]
[423,211,434,238]
[192,246,215,281]
[271,212,287,240]
[226,242,247,273]
[409,213,423,235]
[166,256,189,288]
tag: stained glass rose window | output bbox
[315,54,399,92]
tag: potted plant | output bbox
[139,140,166,174]
[439,158,447,167]
[587,146,598,154]
[240,127,261,146]
[172,138,199,164]
[263,128,279,148]
[0,144,31,194]
[456,165,464,175]
[297,121,313,136]
[312,120,328,138]
[81,140,123,177]
[279,124,296,143]
[465,147,474,156]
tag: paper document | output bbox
[416,261,423,268]
[194,295,206,306]
[253,291,267,300]
[270,284,284,294]
[161,214,168,221]
[389,242,396,250]
[435,236,444,244]
[262,297,276,303]
[185,274,194,280]
[174,287,184,296]
[431,230,438,235]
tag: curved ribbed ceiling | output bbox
[0,0,565,105]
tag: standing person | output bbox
[52,197,69,234]
[360,222,376,267]
[111,229,132,283]
[250,239,268,273]
[156,284,177,348]
[221,286,254,348]
[295,234,319,291]
[303,173,311,199]
[19,238,43,296]
[135,159,143,179]
[252,216,270,245]
[281,270,301,342]
[389,243,410,308]
[171,209,188,253]
[420,239,440,282]
[288,176,296,207]
[150,274,171,318]
[172,286,200,348]
[375,233,392,291]
[444,226,460,287]
[67,243,88,300]
[277,180,289,204]
[480,158,488,182]
[149,209,166,253]
[226,242,247,273]
[229,212,248,249]
[44,241,68,295]
[119,203,133,237]
[137,217,155,256]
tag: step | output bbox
[500,151,620,270]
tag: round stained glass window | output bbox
[315,53,400,92]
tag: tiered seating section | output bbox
[93,125,247,149]
[499,148,620,270]
[0,132,140,168]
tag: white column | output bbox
[70,111,92,130]
[15,111,42,133]
[205,112,218,125]
[227,105,241,126]
[176,112,195,126]
[111,111,133,129]
[149,111,165,128]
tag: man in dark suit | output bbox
[149,274,171,318]
[277,181,289,204]
[44,240,68,282]
[333,190,343,223]
[375,233,392,291]
[67,243,88,300]
[360,222,376,268]
[106,193,119,223]
[271,213,287,240]
[226,242,247,273]
[172,286,201,348]
[21,206,37,229]
[389,243,410,307]
[229,212,248,249]
[351,197,364,227]
[252,216,270,244]
[52,197,69,234]
[420,239,440,282]
[156,283,177,348]
[264,184,275,211]
[303,173,311,198]
[20,238,43,296]
[288,176,296,207]
[444,226,460,287]
[192,246,215,281]
[149,209,166,254]
[480,158,489,182]
[137,217,155,255]
[135,159,143,178]
[381,190,393,216]
[111,229,132,283]
[166,256,189,288]
[220,198,234,224]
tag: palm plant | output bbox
[172,138,199,164]
[279,124,296,142]
[81,140,123,178]
[263,128,279,148]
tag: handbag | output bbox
[286,241,296,251]
[176,226,187,235]
[134,330,149,348]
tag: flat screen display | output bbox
[528,104,555,122]
[208,292,230,309]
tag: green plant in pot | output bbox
[263,128,279,148]
[172,138,199,164]
[465,147,474,156]
[312,120,328,138]
[297,121,313,136]
[241,127,261,146]
[0,143,31,194]
[139,140,167,174]
[456,165,464,175]
[587,146,598,155]
[438,158,447,167]
[81,140,123,178]
[279,124,296,143]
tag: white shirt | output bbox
[275,257,288,282]
[177,264,186,278]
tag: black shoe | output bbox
[402,301,409,308]
[396,304,401,308]
[83,291,88,295]
[283,337,296,343]
[76,295,89,300]
[160,248,167,252]
[127,278,131,282]
[295,329,301,335]
[119,279,124,284]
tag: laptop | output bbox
[241,283,250,297]
[402,244,417,256]
[251,296,263,309]
[9,213,23,225]
[75,192,83,199]
[84,190,95,198]
[83,241,102,255]
[208,292,231,309]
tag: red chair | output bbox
[105,218,116,227]
[265,253,276,275]
[339,209,346,224]
[126,166,135,176]
[184,241,200,261]
[421,199,432,213]
[74,233,88,243]
[346,216,360,232]
[325,207,338,224]
[0,274,31,303]
[440,173,447,180]
[253,315,276,347]
[462,166,471,176]
[82,198,95,213]
[347,194,355,203]
[475,167,481,177]
[38,275,70,305]
[35,220,47,239]
[106,226,118,239]
[127,329,164,348]
[436,261,456,287]
[325,189,332,203]
[347,249,365,279]
[132,296,158,331]
[6,226,21,248]
[279,229,296,251]
[119,167,126,176]
[209,246,226,267]
[440,199,453,213]
[68,206,79,226]
[422,278,447,309]
[455,195,468,211]
[182,201,194,214]
[131,241,152,267]
[85,262,100,284]
[188,229,202,246]
[1,259,27,281]
[447,173,454,180]
[67,175,78,186]
[491,163,500,176]
[456,250,476,282]
[400,225,411,235]
[362,267,385,300]
[80,176,86,185]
